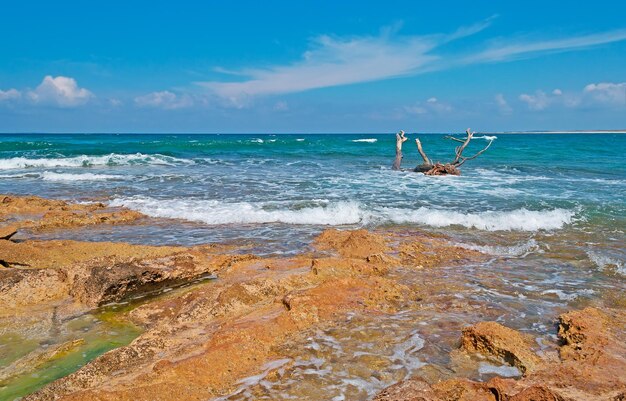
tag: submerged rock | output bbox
[16,227,479,401]
[460,321,541,374]
[373,308,626,401]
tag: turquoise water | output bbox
[1,133,625,400]
[0,132,624,266]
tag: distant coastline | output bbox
[484,130,626,134]
[1,130,626,135]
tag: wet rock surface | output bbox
[1,194,625,401]
[460,321,540,374]
[374,307,626,401]
[0,194,144,234]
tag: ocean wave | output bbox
[377,207,576,231]
[109,198,363,225]
[110,197,576,231]
[473,135,498,141]
[0,172,41,179]
[351,138,378,143]
[0,153,192,170]
[42,171,125,182]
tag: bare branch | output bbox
[452,128,474,164]
[414,138,431,165]
[392,131,409,170]
[443,136,466,143]
[455,138,494,167]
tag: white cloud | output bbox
[519,90,551,110]
[134,91,193,110]
[273,101,289,111]
[28,75,93,107]
[197,23,626,106]
[0,88,21,102]
[404,97,452,116]
[463,29,626,64]
[520,82,625,111]
[495,93,512,114]
[196,20,499,107]
[583,82,626,105]
[199,34,442,107]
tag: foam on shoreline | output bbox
[110,197,576,231]
[0,153,192,169]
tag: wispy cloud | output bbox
[584,82,626,106]
[199,35,440,107]
[494,94,512,114]
[197,19,496,107]
[519,90,552,111]
[0,88,21,102]
[519,82,625,111]
[463,30,626,64]
[198,22,626,107]
[134,91,194,110]
[403,97,453,116]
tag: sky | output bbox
[1,1,625,133]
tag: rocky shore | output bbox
[1,194,624,400]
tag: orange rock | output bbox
[314,228,389,258]
[460,321,541,374]
[558,307,609,361]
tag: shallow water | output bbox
[0,275,216,401]
[1,133,625,399]
[0,310,140,401]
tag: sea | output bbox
[1,132,625,400]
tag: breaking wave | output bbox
[351,138,377,143]
[377,207,575,231]
[0,153,192,170]
[42,171,125,182]
[110,197,576,231]
[109,198,363,225]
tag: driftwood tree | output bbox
[413,129,494,175]
[392,130,409,170]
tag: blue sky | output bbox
[1,1,625,133]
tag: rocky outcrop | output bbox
[460,321,541,374]
[374,307,626,401]
[0,194,144,233]
[315,228,389,258]
[0,223,18,240]
[558,307,609,361]
[14,226,481,401]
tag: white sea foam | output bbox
[586,250,626,276]
[351,138,377,143]
[41,171,125,182]
[296,138,305,142]
[111,197,576,231]
[378,207,576,231]
[478,362,520,377]
[541,289,595,301]
[109,197,364,225]
[458,239,540,257]
[474,135,498,141]
[0,153,192,170]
